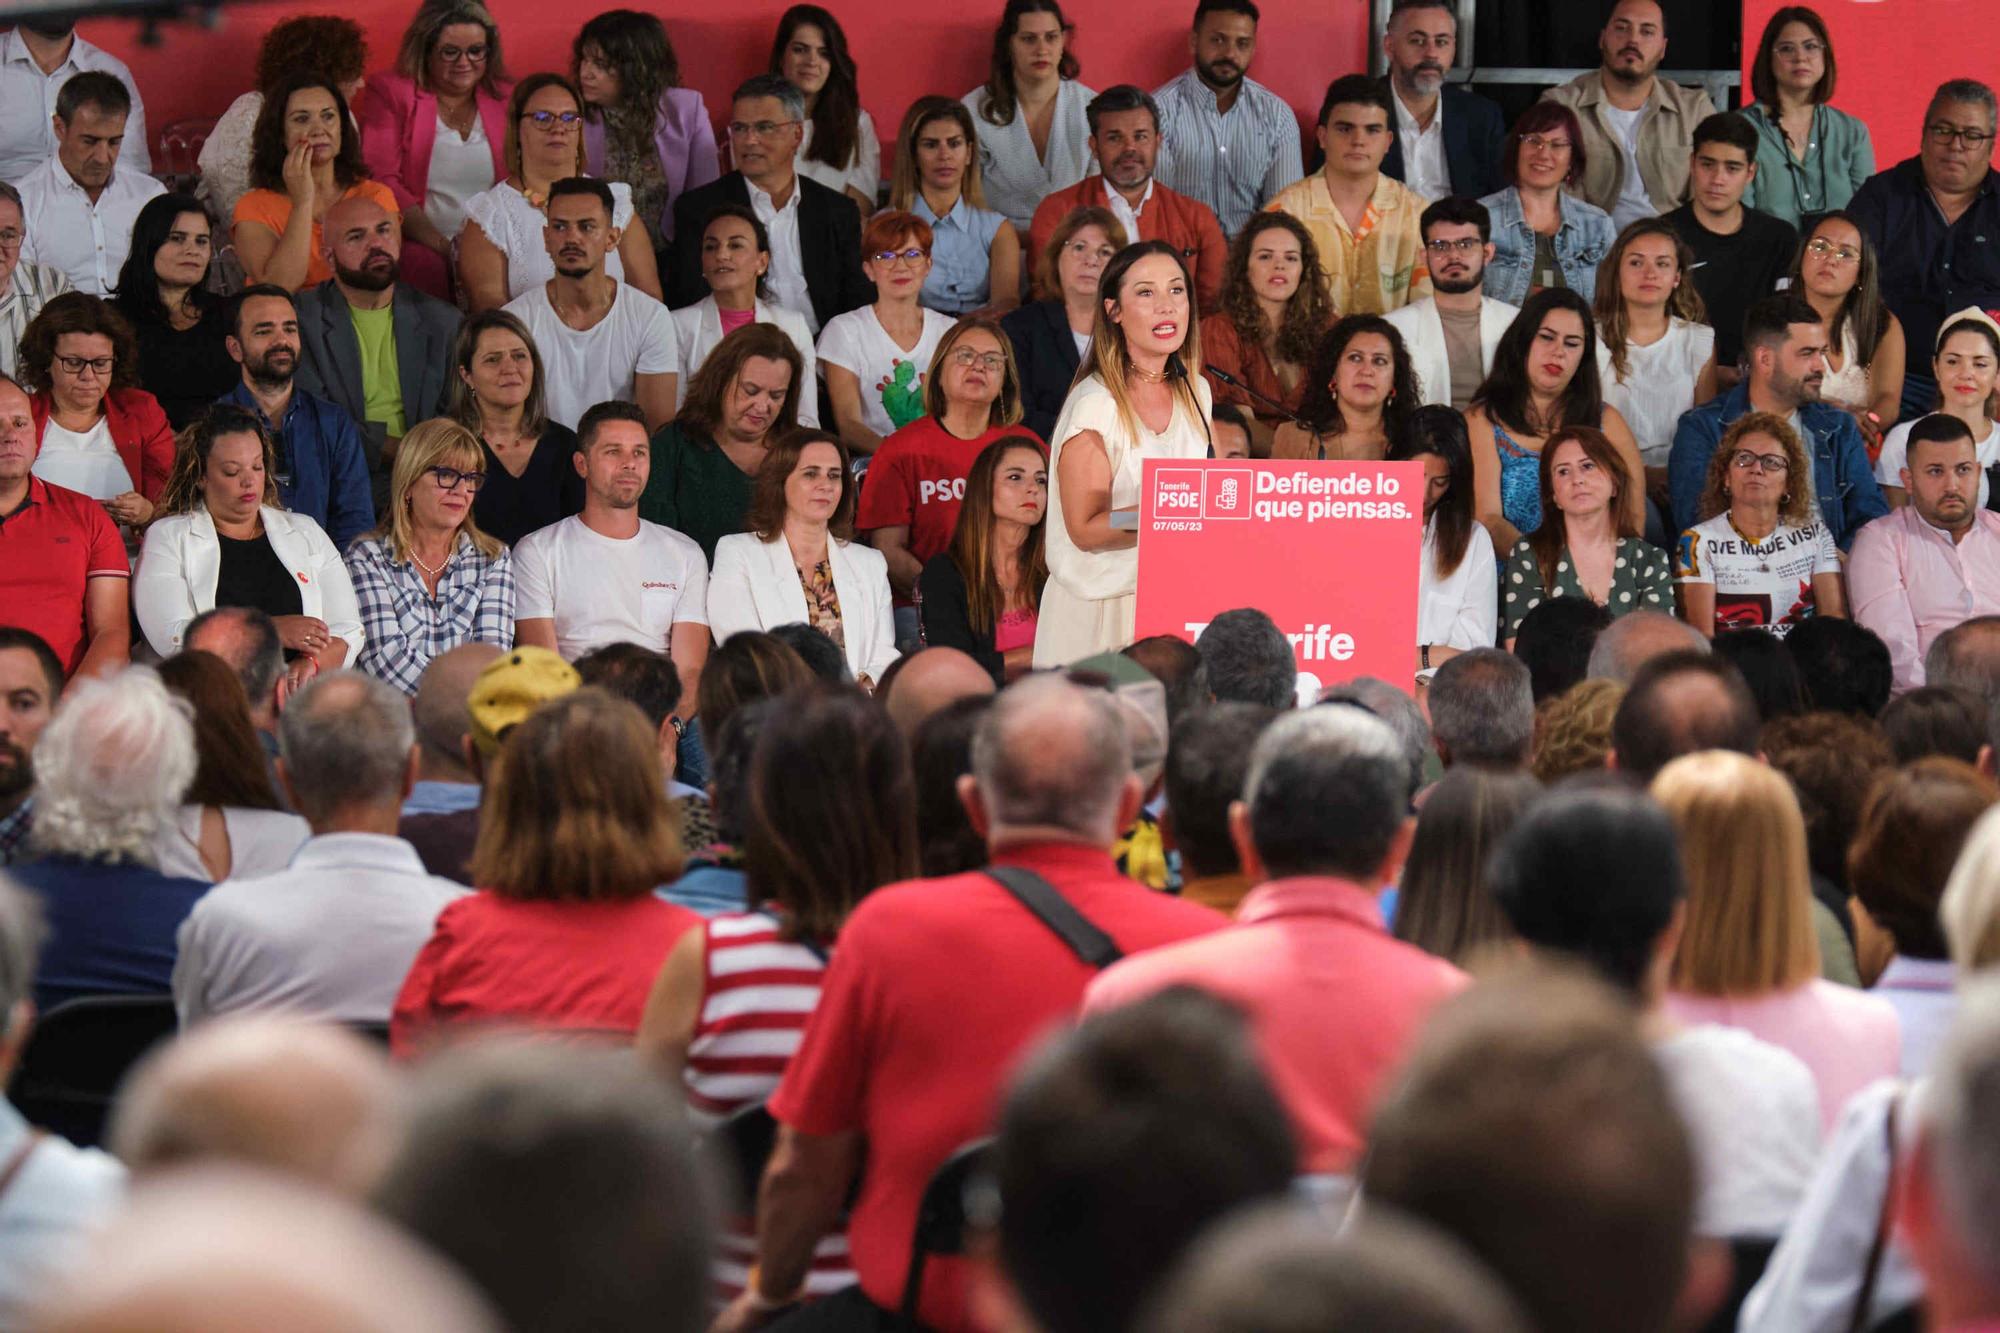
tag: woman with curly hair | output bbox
[197,15,369,220]
[232,73,397,291]
[1270,315,1419,461]
[573,9,719,248]
[1201,212,1332,455]
[771,5,880,212]
[1592,218,1718,505]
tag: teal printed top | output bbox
[1501,536,1675,640]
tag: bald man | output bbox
[1586,608,1709,683]
[294,195,463,516]
[881,647,996,737]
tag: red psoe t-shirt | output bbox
[856,419,1041,605]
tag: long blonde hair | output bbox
[1652,751,1821,995]
[1078,241,1205,444]
[887,97,990,213]
[375,419,503,562]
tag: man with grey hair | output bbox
[1586,607,1708,683]
[0,875,125,1328]
[1198,608,1299,709]
[1428,648,1533,770]
[1927,616,2000,719]
[172,671,464,1025]
[1321,676,1433,800]
[184,605,286,740]
[1898,977,2000,1330]
[0,179,71,378]
[717,674,1221,1332]
[1086,705,1467,1175]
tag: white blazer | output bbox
[707,531,898,684]
[135,505,364,660]
[669,295,820,428]
[1383,295,1520,408]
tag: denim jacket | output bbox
[1477,186,1617,306]
[1667,383,1889,551]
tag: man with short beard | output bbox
[1378,0,1505,202]
[295,196,462,517]
[1152,0,1302,237]
[1541,0,1714,229]
[0,628,66,863]
[0,19,149,184]
[1384,196,1517,409]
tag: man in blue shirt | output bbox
[217,284,373,550]
[1668,292,1887,550]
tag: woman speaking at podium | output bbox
[1033,241,1213,666]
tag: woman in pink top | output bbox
[1656,750,1901,1128]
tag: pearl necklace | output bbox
[408,546,453,580]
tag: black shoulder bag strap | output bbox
[984,866,1125,969]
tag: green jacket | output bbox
[1741,102,1876,229]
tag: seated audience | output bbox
[710,431,897,690]
[1785,614,1894,713]
[135,404,361,684]
[643,322,805,561]
[1762,709,1893,934]
[1876,311,2000,508]
[1429,649,1534,770]
[390,688,699,1053]
[1202,212,1331,450]
[573,10,717,249]
[919,435,1048,685]
[1269,75,1430,315]
[1029,84,1226,308]
[1675,412,1845,639]
[19,293,173,532]
[818,211,956,456]
[1789,211,1903,449]
[1478,102,1615,305]
[1607,650,1757,783]
[1711,626,1808,720]
[1210,401,1252,458]
[1586,605,1706,684]
[1469,287,1644,551]
[667,204,819,425]
[573,643,703,798]
[1362,968,1700,1333]
[1741,8,1876,227]
[1001,205,1123,441]
[174,672,464,1027]
[772,6,878,212]
[658,698,764,917]
[1270,315,1419,461]
[457,74,660,312]
[1666,113,1799,376]
[1087,706,1465,1171]
[295,194,464,508]
[879,648,995,741]
[1851,414,2000,693]
[503,178,678,433]
[1394,766,1542,966]
[1669,292,1886,546]
[1488,784,1822,1248]
[370,1042,713,1333]
[1196,608,1295,709]
[991,989,1297,1333]
[0,631,60,864]
[0,877,125,1328]
[445,309,581,547]
[1396,406,1497,670]
[1384,197,1518,413]
[1511,596,1611,701]
[6,668,207,1011]
[346,420,514,696]
[668,74,871,332]
[0,18,148,178]
[909,694,990,878]
[398,643,499,834]
[153,652,306,883]
[1880,685,1988,765]
[232,74,398,293]
[886,97,1018,318]
[0,182,69,381]
[1379,0,1507,200]
[1899,977,2000,1333]
[194,16,368,223]
[358,1,511,299]
[182,608,285,775]
[16,72,164,297]
[1926,616,2000,714]
[1594,219,1717,496]
[1162,702,1278,916]
[959,0,1097,232]
[219,284,374,549]
[863,320,1031,639]
[1529,676,1622,782]
[110,194,236,430]
[1655,749,1901,1126]
[1500,426,1673,646]
[716,675,1218,1331]
[513,401,708,672]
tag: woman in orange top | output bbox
[232,72,400,291]
[1200,211,1332,456]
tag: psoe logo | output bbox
[1204,467,1253,520]
[1154,469,1204,517]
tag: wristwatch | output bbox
[1420,644,1432,670]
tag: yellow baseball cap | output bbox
[468,647,580,756]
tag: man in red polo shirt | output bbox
[1085,703,1468,1175]
[0,375,127,681]
[1028,85,1229,309]
[714,675,1222,1333]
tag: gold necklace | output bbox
[1129,361,1170,384]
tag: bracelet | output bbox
[1420,644,1431,670]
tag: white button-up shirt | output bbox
[749,175,814,333]
[15,153,164,295]
[1102,177,1155,253]
[0,29,149,184]
[1392,88,1450,202]
[0,1098,124,1329]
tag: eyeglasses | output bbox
[0,229,21,250]
[1772,39,1825,58]
[54,354,114,376]
[1522,134,1572,153]
[1729,450,1790,473]
[522,110,582,129]
[871,247,928,266]
[1425,237,1483,255]
[950,348,1006,371]
[729,119,798,140]
[1927,123,1997,148]
[1805,238,1860,265]
[437,43,488,64]
[427,465,486,493]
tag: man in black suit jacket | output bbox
[667,74,872,333]
[1378,0,1507,201]
[294,194,462,516]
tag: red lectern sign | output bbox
[1134,458,1424,700]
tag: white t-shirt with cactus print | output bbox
[815,307,956,440]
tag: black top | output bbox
[667,172,873,330]
[473,422,584,547]
[1850,158,2000,394]
[214,530,304,623]
[918,553,1004,685]
[1001,300,1084,445]
[131,305,240,430]
[1666,204,1799,366]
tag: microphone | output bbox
[1205,365,1311,428]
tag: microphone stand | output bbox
[1204,365,1312,429]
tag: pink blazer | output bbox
[359,72,512,212]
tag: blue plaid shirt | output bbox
[0,797,31,865]
[346,534,515,696]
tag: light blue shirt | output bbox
[0,1099,125,1329]
[401,781,482,817]
[661,863,748,918]
[912,193,1008,315]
